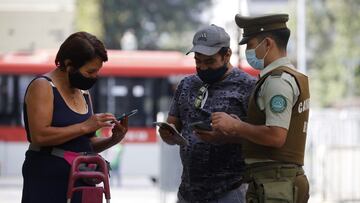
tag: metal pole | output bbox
[239,0,249,17]
[297,0,307,74]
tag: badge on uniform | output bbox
[270,95,287,113]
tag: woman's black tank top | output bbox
[23,76,95,152]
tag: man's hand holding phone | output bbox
[190,121,213,131]
[155,122,188,146]
[190,120,228,145]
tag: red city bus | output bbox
[0,50,257,144]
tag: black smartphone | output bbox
[190,121,212,131]
[116,109,138,121]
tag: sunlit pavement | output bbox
[0,176,327,203]
[0,176,178,203]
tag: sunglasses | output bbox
[194,84,209,110]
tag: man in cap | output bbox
[210,14,310,203]
[157,24,256,202]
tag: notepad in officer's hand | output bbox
[153,122,188,146]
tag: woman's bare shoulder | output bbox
[25,76,53,100]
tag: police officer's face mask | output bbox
[196,62,228,84]
[68,69,97,90]
[245,39,269,70]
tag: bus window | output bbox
[92,77,174,127]
[0,75,18,125]
[0,74,177,128]
[0,74,43,126]
[19,75,35,126]
[0,75,13,123]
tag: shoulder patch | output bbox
[270,95,287,113]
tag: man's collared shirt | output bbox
[169,67,256,202]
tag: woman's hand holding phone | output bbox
[83,113,116,133]
[111,109,138,123]
[109,109,137,143]
[111,116,128,143]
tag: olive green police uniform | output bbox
[235,14,310,203]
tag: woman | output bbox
[21,31,128,203]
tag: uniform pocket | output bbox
[247,178,296,203]
[262,179,294,203]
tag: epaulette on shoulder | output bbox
[270,70,284,77]
[270,66,293,77]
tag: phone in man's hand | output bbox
[153,121,188,146]
[190,121,213,131]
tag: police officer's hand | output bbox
[111,117,128,143]
[158,124,180,145]
[194,129,227,145]
[212,112,242,136]
[83,113,116,133]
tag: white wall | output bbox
[0,142,27,176]
[0,0,75,53]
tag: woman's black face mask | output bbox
[68,70,97,90]
[196,63,228,84]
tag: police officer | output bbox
[211,14,310,203]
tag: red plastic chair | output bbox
[67,155,111,203]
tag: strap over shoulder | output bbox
[32,75,56,87]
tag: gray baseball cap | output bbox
[186,24,230,56]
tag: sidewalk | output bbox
[0,175,178,203]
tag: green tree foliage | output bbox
[101,0,212,50]
[307,0,360,107]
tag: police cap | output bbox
[235,14,289,45]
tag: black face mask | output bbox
[68,71,97,90]
[196,63,228,84]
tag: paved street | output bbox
[0,176,178,203]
